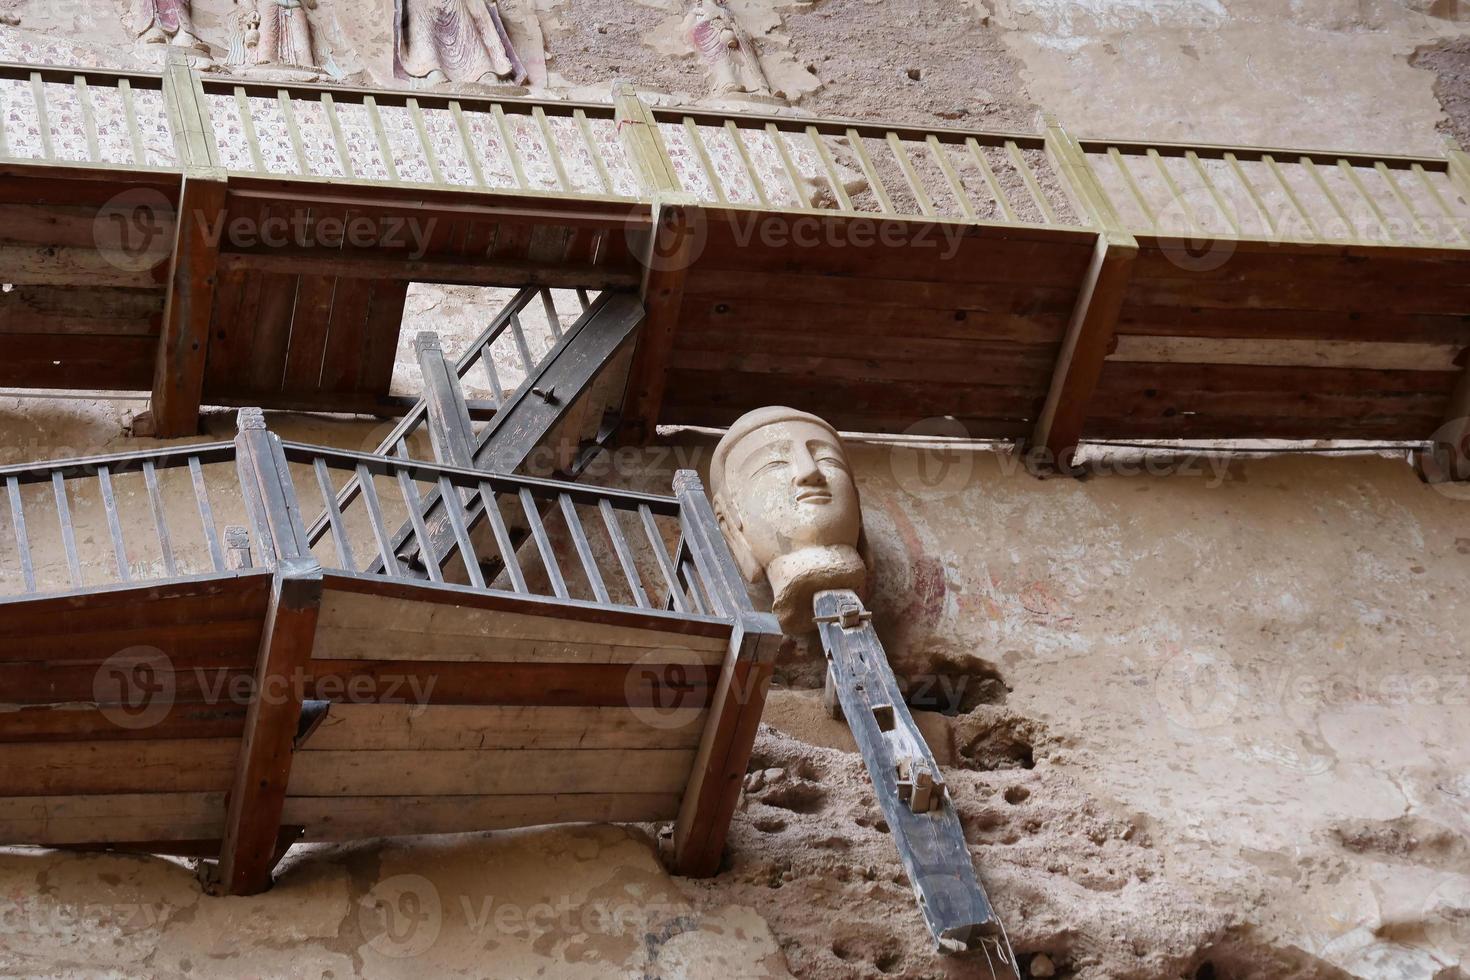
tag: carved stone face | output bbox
[712,408,866,633]
[718,419,860,577]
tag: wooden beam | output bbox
[1030,228,1138,472]
[150,175,227,438]
[620,195,699,445]
[217,249,637,290]
[212,557,323,896]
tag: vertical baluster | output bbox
[1339,159,1396,242]
[234,87,265,172]
[519,488,568,599]
[407,97,444,185]
[275,90,310,175]
[119,79,146,166]
[363,95,399,181]
[1147,148,1202,237]
[1186,150,1240,235]
[438,475,485,589]
[480,338,506,410]
[451,101,488,187]
[887,132,935,216]
[1413,163,1469,244]
[846,129,892,214]
[1301,156,1355,241]
[142,460,178,576]
[540,288,562,341]
[1005,140,1057,224]
[356,463,400,576]
[30,73,53,160]
[51,472,81,587]
[1377,162,1435,243]
[927,135,974,219]
[557,494,609,604]
[313,458,356,570]
[726,121,770,207]
[1109,147,1158,230]
[677,543,710,616]
[478,481,527,592]
[686,117,727,204]
[189,456,225,572]
[598,499,649,609]
[1264,154,1322,240]
[639,504,688,614]
[574,109,614,195]
[6,477,35,592]
[321,93,354,179]
[96,465,130,581]
[75,77,100,164]
[509,312,535,375]
[396,468,443,583]
[1225,152,1278,236]
[807,125,854,212]
[534,107,573,191]
[967,138,1016,222]
[767,123,809,208]
[492,105,529,189]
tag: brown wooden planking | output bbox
[357,278,409,396]
[0,204,175,249]
[302,703,706,752]
[318,273,374,393]
[490,219,533,261]
[0,172,182,208]
[2,662,255,705]
[668,337,1059,387]
[0,791,224,845]
[1092,360,1460,396]
[1126,276,1470,318]
[0,286,164,337]
[0,574,272,635]
[245,270,300,392]
[0,738,237,795]
[1089,384,1451,423]
[1117,306,1470,346]
[1084,414,1443,440]
[303,659,717,708]
[684,297,1072,345]
[282,792,679,842]
[1130,242,1470,287]
[0,334,155,389]
[282,274,337,391]
[203,266,255,391]
[682,269,1080,315]
[0,617,263,664]
[0,702,247,743]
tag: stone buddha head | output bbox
[711,407,867,633]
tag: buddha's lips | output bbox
[795,490,832,504]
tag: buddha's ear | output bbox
[715,494,763,583]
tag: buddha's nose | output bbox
[793,447,826,487]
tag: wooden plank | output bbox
[0,572,271,635]
[219,248,638,290]
[312,588,726,663]
[215,559,323,896]
[0,284,163,336]
[0,739,237,795]
[0,334,156,390]
[621,198,693,444]
[281,792,679,842]
[0,792,224,845]
[288,747,695,796]
[357,278,409,396]
[282,275,337,391]
[302,703,705,751]
[1108,336,1464,371]
[0,245,160,289]
[0,702,247,743]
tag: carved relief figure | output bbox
[683,0,772,98]
[395,0,522,85]
[711,407,867,633]
[255,0,318,67]
[129,0,207,51]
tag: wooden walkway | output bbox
[0,411,781,891]
[2,56,1469,467]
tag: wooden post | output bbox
[668,471,784,877]
[613,82,681,195]
[212,556,323,896]
[620,193,700,446]
[1029,228,1138,474]
[214,409,321,896]
[1041,113,1128,232]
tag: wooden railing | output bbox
[2,58,1468,245]
[0,413,724,620]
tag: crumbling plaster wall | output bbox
[2,1,1470,978]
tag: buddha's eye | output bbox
[754,458,788,478]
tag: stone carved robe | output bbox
[397,0,513,84]
[130,0,205,49]
[684,0,770,97]
[256,0,318,67]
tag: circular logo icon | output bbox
[1154,651,1239,730]
[94,646,175,731]
[359,873,442,959]
[628,201,708,274]
[1155,184,1239,273]
[94,188,175,273]
[888,417,976,500]
[626,646,725,731]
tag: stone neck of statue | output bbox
[712,407,866,634]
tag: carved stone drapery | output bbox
[129,0,206,51]
[256,0,318,68]
[683,0,773,99]
[394,0,521,85]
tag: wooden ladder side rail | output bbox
[374,292,646,578]
[149,51,227,438]
[668,470,785,877]
[209,408,324,896]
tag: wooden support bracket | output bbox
[1029,228,1139,473]
[620,194,701,446]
